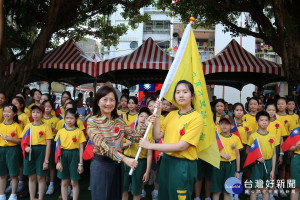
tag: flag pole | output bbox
[129,18,195,175]
[256,137,267,173]
[29,127,32,161]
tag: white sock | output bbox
[10,194,17,197]
[49,182,54,186]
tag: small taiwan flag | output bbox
[56,104,62,117]
[216,131,224,150]
[83,139,94,160]
[55,136,62,163]
[243,138,263,168]
[281,127,300,152]
[231,119,242,143]
[21,127,31,158]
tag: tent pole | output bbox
[94,78,97,95]
[73,86,76,99]
[48,81,52,94]
[240,90,242,103]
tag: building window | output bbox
[144,21,170,32]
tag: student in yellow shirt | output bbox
[42,100,60,195]
[11,96,30,193]
[214,99,225,125]
[124,96,139,126]
[16,93,31,118]
[210,115,242,200]
[288,138,300,200]
[27,90,42,110]
[276,97,296,197]
[122,107,153,200]
[55,108,86,200]
[118,95,129,118]
[287,98,300,128]
[243,97,259,133]
[40,94,56,116]
[0,104,22,200]
[265,102,288,199]
[22,104,52,200]
[139,80,204,200]
[0,92,6,123]
[56,91,72,118]
[247,111,277,200]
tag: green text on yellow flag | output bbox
[163,23,220,168]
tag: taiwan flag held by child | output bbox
[216,131,224,150]
[56,104,62,117]
[21,127,31,158]
[281,127,300,152]
[83,139,94,160]
[55,136,62,163]
[243,138,263,168]
[231,118,242,143]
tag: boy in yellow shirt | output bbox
[247,111,277,200]
[210,115,243,200]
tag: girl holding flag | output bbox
[22,104,52,200]
[42,99,59,195]
[55,108,86,200]
[139,80,204,200]
[0,104,22,200]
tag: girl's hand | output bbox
[157,152,163,161]
[77,165,84,174]
[220,153,231,160]
[154,99,162,114]
[142,172,150,183]
[139,138,151,149]
[270,170,275,180]
[43,163,49,170]
[278,155,283,165]
[257,157,265,163]
[235,172,240,179]
[123,157,138,170]
[56,162,63,172]
[25,146,32,153]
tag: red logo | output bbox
[275,123,280,128]
[11,132,16,137]
[72,137,77,143]
[180,129,185,136]
[18,120,22,124]
[269,138,274,144]
[284,120,288,124]
[39,131,44,137]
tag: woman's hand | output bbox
[122,140,132,149]
[123,157,138,170]
[77,165,84,174]
[56,162,63,172]
[139,138,151,149]
[142,171,150,183]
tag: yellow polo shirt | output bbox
[18,113,30,130]
[55,128,86,150]
[22,123,53,145]
[267,119,288,146]
[242,113,257,133]
[0,122,22,146]
[124,113,138,126]
[247,131,277,160]
[24,107,31,118]
[276,113,296,134]
[236,120,252,145]
[43,115,60,137]
[219,133,243,162]
[289,113,300,130]
[161,110,203,160]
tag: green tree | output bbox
[158,0,300,89]
[0,0,151,99]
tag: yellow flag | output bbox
[164,23,220,168]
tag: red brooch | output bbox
[284,120,288,124]
[269,138,274,144]
[39,131,44,137]
[180,129,185,136]
[72,136,77,143]
[114,127,120,133]
[11,132,16,137]
[275,123,280,128]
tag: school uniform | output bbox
[24,107,31,118]
[124,113,138,126]
[22,123,53,176]
[0,122,22,177]
[291,146,300,187]
[55,127,86,180]
[157,110,203,200]
[43,115,60,165]
[289,113,300,129]
[123,127,154,195]
[56,118,85,131]
[210,133,243,193]
[242,113,258,133]
[247,131,278,188]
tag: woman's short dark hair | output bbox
[92,86,119,119]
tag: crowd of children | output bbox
[0,84,300,200]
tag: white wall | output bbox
[214,13,256,104]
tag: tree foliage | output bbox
[157,0,300,84]
[0,0,152,99]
